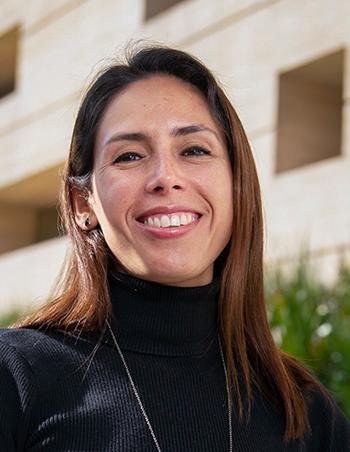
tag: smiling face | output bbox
[75,75,233,287]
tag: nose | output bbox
[145,154,186,195]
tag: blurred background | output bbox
[0,0,349,416]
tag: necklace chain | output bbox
[106,320,233,452]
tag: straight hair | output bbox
[15,44,328,441]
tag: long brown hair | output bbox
[16,44,327,440]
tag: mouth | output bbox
[137,212,201,229]
[135,209,202,238]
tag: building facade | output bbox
[0,0,349,314]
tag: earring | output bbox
[84,217,90,228]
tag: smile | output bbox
[143,213,199,228]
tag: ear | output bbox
[71,187,99,231]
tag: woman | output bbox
[0,45,349,451]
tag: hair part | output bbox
[15,43,328,441]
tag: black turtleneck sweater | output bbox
[0,272,349,451]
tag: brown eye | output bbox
[113,152,143,163]
[181,146,211,157]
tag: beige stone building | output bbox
[0,0,349,315]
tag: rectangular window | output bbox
[276,49,344,173]
[144,0,186,21]
[0,166,61,255]
[36,207,60,243]
[0,25,19,99]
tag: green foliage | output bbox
[265,255,350,419]
[0,308,26,328]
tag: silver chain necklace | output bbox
[106,320,233,452]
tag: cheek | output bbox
[212,169,234,235]
[192,163,233,211]
[93,177,133,229]
[206,164,233,206]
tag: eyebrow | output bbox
[172,124,220,140]
[102,124,220,149]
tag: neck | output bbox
[106,271,220,356]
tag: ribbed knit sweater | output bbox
[0,272,349,451]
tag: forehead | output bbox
[96,75,219,136]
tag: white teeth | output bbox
[160,215,171,227]
[153,217,161,227]
[170,215,180,226]
[180,214,187,225]
[143,213,198,228]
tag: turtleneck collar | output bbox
[107,271,220,357]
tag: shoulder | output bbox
[0,328,43,421]
[0,327,63,366]
[0,326,101,400]
[0,327,48,369]
[0,326,98,381]
[0,326,96,358]
[0,326,53,347]
[305,384,350,451]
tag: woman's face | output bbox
[88,75,233,286]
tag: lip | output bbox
[136,205,202,223]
